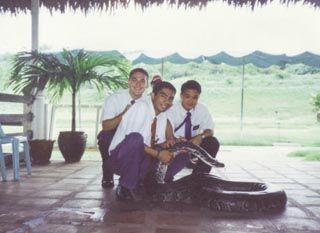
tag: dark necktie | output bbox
[130,99,135,105]
[185,112,192,140]
[151,117,157,148]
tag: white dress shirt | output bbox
[109,96,168,153]
[100,89,146,122]
[167,101,214,138]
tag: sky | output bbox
[0,1,319,59]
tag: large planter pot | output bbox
[29,140,55,165]
[58,131,87,163]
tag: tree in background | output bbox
[8,49,131,162]
[8,49,130,132]
[311,92,320,122]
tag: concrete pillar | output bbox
[30,0,48,139]
[31,0,39,51]
[31,92,48,139]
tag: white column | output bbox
[30,0,47,139]
[31,0,39,51]
[31,92,48,139]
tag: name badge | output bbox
[193,125,200,130]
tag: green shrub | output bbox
[311,92,320,112]
[288,150,320,161]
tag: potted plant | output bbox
[28,139,55,165]
[8,49,129,162]
[311,92,320,122]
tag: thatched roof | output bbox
[0,0,319,14]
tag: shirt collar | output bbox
[179,101,195,115]
[127,89,145,103]
[146,95,156,119]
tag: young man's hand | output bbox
[176,137,187,143]
[160,136,186,149]
[190,135,202,145]
[102,104,133,131]
[158,150,174,165]
[162,137,176,148]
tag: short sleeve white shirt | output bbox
[109,96,168,153]
[100,89,146,122]
[167,101,214,138]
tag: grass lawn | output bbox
[288,150,320,161]
[1,61,320,147]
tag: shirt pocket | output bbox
[192,124,200,131]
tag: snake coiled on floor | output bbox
[148,142,287,213]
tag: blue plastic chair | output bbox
[0,123,32,181]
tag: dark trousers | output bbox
[192,136,220,174]
[163,136,220,181]
[110,132,189,190]
[101,132,220,187]
[97,129,116,182]
[110,133,145,189]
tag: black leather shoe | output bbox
[116,185,145,201]
[116,185,134,201]
[102,179,114,189]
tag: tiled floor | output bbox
[0,146,320,233]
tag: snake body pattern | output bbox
[148,142,287,213]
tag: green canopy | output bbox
[133,51,320,68]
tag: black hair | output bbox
[151,75,162,85]
[151,79,162,86]
[129,68,149,80]
[152,81,176,95]
[181,80,201,94]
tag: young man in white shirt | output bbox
[98,68,149,188]
[167,80,220,175]
[109,81,178,201]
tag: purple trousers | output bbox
[110,132,189,190]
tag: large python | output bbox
[147,142,287,213]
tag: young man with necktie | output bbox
[167,80,220,175]
[108,81,178,201]
[98,68,149,188]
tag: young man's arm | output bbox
[102,105,131,131]
[165,120,174,140]
[144,146,173,165]
[190,129,213,145]
[190,105,214,145]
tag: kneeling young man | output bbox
[167,80,220,174]
[98,68,149,188]
[109,81,182,201]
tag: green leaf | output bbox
[8,49,131,131]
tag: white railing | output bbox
[49,104,102,148]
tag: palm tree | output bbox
[8,49,130,162]
[9,49,129,132]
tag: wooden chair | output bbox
[0,123,31,181]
